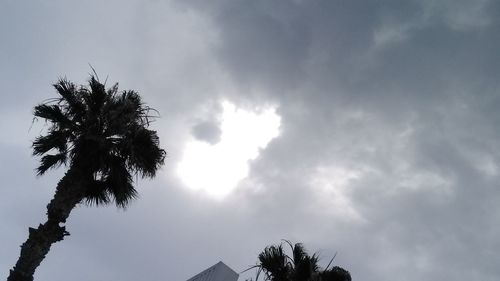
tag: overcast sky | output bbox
[2,1,500,280]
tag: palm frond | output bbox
[33,129,69,156]
[258,245,289,281]
[292,243,307,264]
[324,252,337,271]
[84,180,110,206]
[124,127,166,178]
[82,76,106,115]
[33,104,72,128]
[291,243,320,281]
[106,82,119,97]
[104,156,137,208]
[110,181,138,209]
[319,266,351,281]
[53,79,87,121]
[37,153,66,175]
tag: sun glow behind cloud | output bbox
[177,100,281,199]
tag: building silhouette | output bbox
[187,261,239,281]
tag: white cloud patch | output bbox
[177,100,281,199]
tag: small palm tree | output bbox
[248,241,351,281]
[7,74,166,281]
[316,266,351,281]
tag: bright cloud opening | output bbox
[177,100,281,199]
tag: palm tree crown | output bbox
[251,241,351,281]
[32,75,166,207]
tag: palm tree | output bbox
[7,74,166,281]
[249,241,351,281]
[316,266,351,281]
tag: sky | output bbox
[1,0,500,280]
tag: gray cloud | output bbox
[191,120,222,144]
[2,1,500,281]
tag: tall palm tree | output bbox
[7,75,166,281]
[249,241,351,281]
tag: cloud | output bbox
[191,120,222,144]
[422,0,492,31]
[180,1,500,280]
[2,1,500,281]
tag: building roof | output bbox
[186,261,239,281]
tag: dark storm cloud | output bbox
[180,0,500,108]
[179,0,500,280]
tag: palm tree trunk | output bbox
[7,167,88,281]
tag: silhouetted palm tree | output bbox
[316,266,351,281]
[249,241,351,281]
[7,75,166,281]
